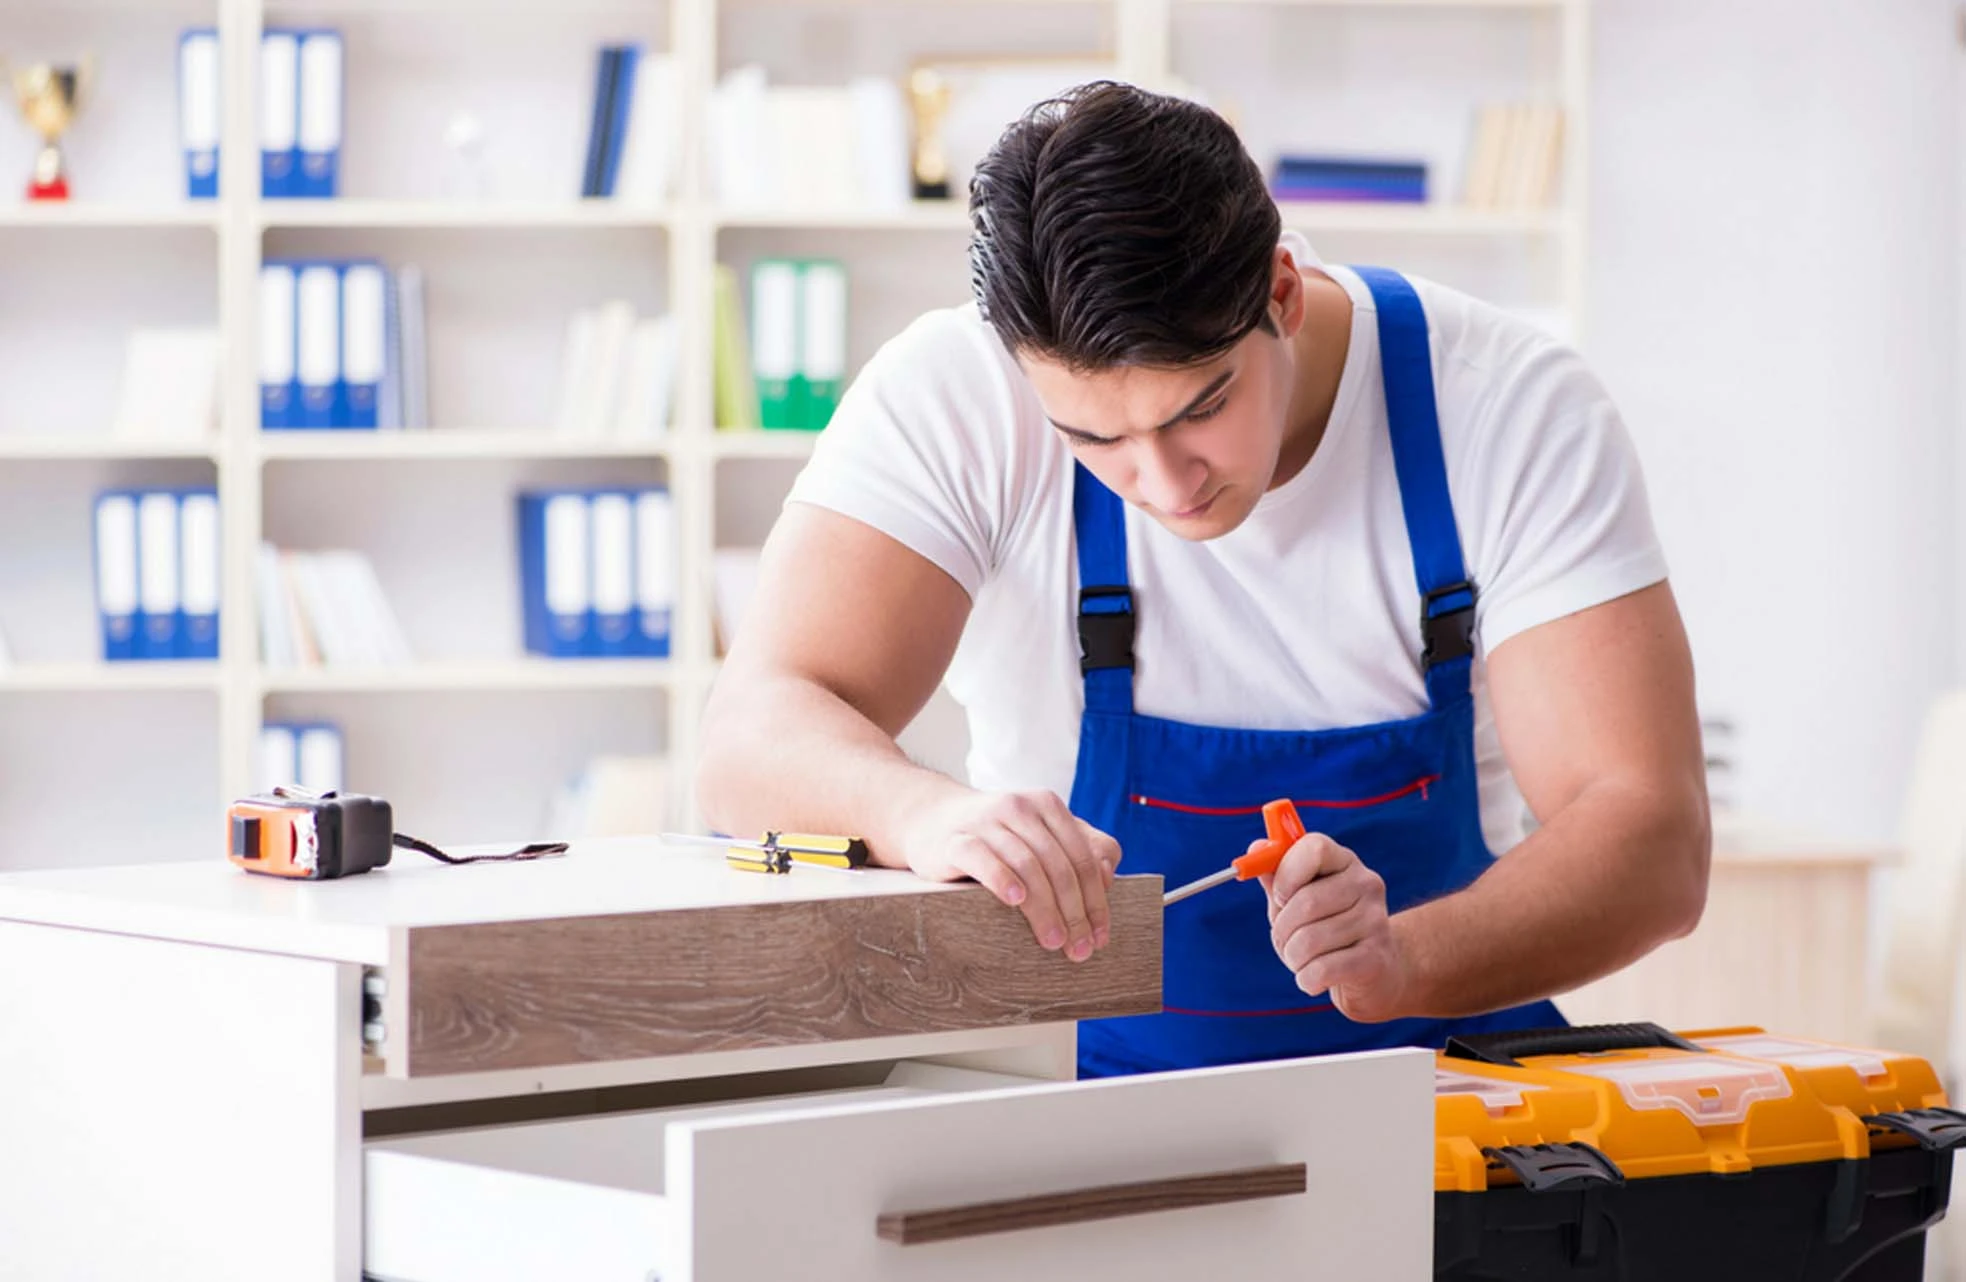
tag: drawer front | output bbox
[674,1047,1432,1281]
[367,1048,1433,1281]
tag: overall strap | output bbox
[1071,462,1136,716]
[1351,266,1476,709]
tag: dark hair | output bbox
[968,80,1282,371]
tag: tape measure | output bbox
[228,787,568,880]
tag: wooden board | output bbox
[403,876,1162,1076]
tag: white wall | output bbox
[1589,0,1959,842]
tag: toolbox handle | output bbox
[875,1162,1307,1245]
[1444,1022,1702,1067]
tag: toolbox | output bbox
[1434,1023,1966,1280]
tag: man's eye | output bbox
[1185,398,1229,423]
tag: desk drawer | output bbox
[365,1047,1433,1282]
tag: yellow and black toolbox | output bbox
[1435,1023,1966,1280]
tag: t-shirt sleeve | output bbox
[1454,336,1671,655]
[785,309,1019,600]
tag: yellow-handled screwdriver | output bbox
[662,830,871,875]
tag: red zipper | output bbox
[1131,774,1438,816]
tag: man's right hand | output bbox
[894,786,1121,962]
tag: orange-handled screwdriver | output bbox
[1162,799,1307,906]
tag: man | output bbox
[698,82,1709,1078]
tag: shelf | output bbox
[0,436,220,462]
[1179,0,1571,8]
[704,431,822,461]
[259,659,676,694]
[0,663,224,693]
[255,201,672,230]
[256,431,671,462]
[1275,202,1567,234]
[713,204,972,233]
[0,205,220,229]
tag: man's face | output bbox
[1019,320,1297,541]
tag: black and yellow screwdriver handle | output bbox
[725,831,871,875]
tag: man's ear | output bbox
[1270,246,1308,338]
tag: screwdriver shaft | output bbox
[1162,866,1238,906]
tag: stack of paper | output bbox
[545,754,668,840]
[551,304,677,440]
[709,65,910,214]
[256,543,414,668]
[1462,103,1565,211]
[113,329,222,444]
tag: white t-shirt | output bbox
[787,237,1668,854]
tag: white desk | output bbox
[0,839,1433,1282]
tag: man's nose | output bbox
[1135,438,1206,513]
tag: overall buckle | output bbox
[1422,581,1477,668]
[1078,585,1136,673]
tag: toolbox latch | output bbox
[1482,1142,1626,1194]
[1864,1107,1966,1151]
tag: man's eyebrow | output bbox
[1048,370,1236,443]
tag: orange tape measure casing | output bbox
[227,791,394,880]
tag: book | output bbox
[713,263,762,430]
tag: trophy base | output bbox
[912,179,952,201]
[26,175,70,201]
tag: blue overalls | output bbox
[1069,267,1565,1078]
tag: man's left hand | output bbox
[1259,834,1411,1023]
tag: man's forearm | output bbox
[1390,780,1711,1020]
[697,670,966,867]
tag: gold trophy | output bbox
[907,66,952,201]
[7,58,91,201]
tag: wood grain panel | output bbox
[875,1162,1308,1245]
[403,876,1161,1076]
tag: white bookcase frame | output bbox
[0,0,1588,857]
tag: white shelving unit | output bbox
[0,0,1586,866]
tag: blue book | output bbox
[599,46,639,198]
[580,48,620,198]
[93,491,140,662]
[179,30,220,200]
[517,492,593,658]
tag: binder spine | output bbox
[633,487,674,658]
[296,30,343,199]
[176,489,221,659]
[295,261,341,429]
[518,492,593,659]
[340,261,386,430]
[94,491,140,663]
[589,490,635,655]
[260,30,300,198]
[136,491,181,661]
[259,262,300,429]
[179,29,221,200]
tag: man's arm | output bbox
[1266,580,1710,1020]
[698,502,1119,962]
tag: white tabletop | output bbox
[0,837,957,966]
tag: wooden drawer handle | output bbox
[876,1161,1307,1245]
